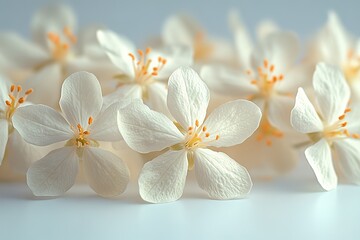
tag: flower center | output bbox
[343,49,360,83]
[71,117,94,148]
[255,116,283,147]
[3,85,33,121]
[47,27,77,62]
[184,119,220,150]
[193,32,213,61]
[247,59,285,100]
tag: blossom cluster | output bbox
[0,4,359,203]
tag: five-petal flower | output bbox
[118,67,262,203]
[12,71,130,197]
[291,63,360,190]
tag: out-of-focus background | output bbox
[0,0,359,44]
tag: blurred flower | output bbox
[0,75,44,174]
[97,29,193,114]
[306,11,360,102]
[0,4,114,108]
[162,14,235,66]
[291,63,360,190]
[12,72,130,197]
[201,18,310,176]
[118,67,261,203]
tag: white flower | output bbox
[162,14,235,65]
[306,11,360,101]
[118,67,262,203]
[0,75,43,173]
[291,63,360,190]
[12,72,130,197]
[97,29,193,113]
[0,4,113,108]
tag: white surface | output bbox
[0,160,359,240]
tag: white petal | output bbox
[7,130,44,173]
[203,100,262,147]
[0,119,8,165]
[313,63,350,124]
[0,75,12,110]
[117,101,183,153]
[333,139,360,185]
[97,30,136,77]
[268,95,294,131]
[60,71,103,128]
[146,82,171,117]
[290,88,323,133]
[346,104,360,134]
[0,33,49,68]
[200,65,258,97]
[103,84,142,108]
[24,63,62,108]
[90,101,127,142]
[305,138,337,191]
[228,10,253,69]
[83,147,130,197]
[256,20,279,41]
[252,31,299,73]
[194,148,252,199]
[27,147,78,197]
[12,104,73,146]
[138,150,188,203]
[162,14,199,47]
[31,3,76,47]
[167,67,210,129]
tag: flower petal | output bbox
[203,100,262,147]
[138,150,188,203]
[97,30,136,78]
[0,119,8,165]
[103,84,142,109]
[12,104,73,146]
[146,82,171,117]
[6,130,44,173]
[268,95,294,131]
[290,88,323,133]
[305,138,337,191]
[0,33,49,68]
[167,66,210,129]
[31,3,76,47]
[0,75,11,111]
[333,139,360,185]
[194,148,252,199]
[313,63,350,124]
[200,65,258,97]
[24,63,62,108]
[117,101,183,153]
[89,101,129,142]
[27,147,78,197]
[83,147,130,197]
[256,20,279,41]
[60,71,103,128]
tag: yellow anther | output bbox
[88,116,93,125]
[195,120,199,127]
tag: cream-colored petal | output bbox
[27,147,78,196]
[194,148,252,199]
[83,147,130,197]
[139,150,188,203]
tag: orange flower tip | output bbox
[18,97,25,104]
[195,119,199,127]
[84,131,89,135]
[341,122,348,127]
[263,59,269,68]
[338,114,345,120]
[153,67,158,71]
[202,126,207,132]
[10,85,15,92]
[151,72,158,76]
[270,65,275,72]
[345,108,351,113]
[215,135,220,140]
[88,117,93,125]
[279,74,284,80]
[5,100,11,106]
[17,85,22,92]
[25,89,33,95]
[128,53,135,61]
[272,76,277,82]
[251,80,257,85]
[138,49,143,56]
[158,57,162,62]
[188,127,193,131]
[162,59,167,65]
[188,131,193,135]
[205,133,210,137]
[145,47,151,54]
